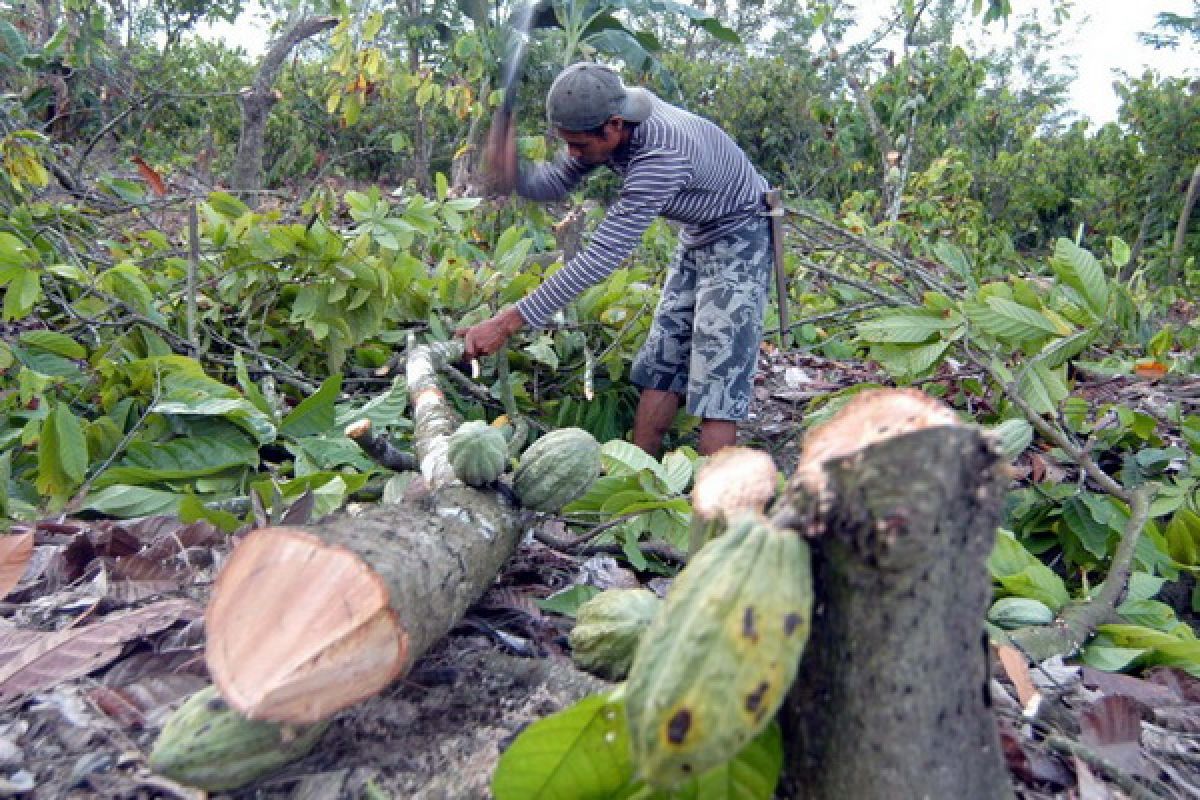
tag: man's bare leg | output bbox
[697,419,736,456]
[632,388,681,457]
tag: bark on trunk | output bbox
[231,15,338,199]
[778,392,1013,800]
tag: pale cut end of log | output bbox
[692,446,779,521]
[344,418,371,439]
[793,388,962,497]
[206,528,408,724]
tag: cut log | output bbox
[205,339,525,724]
[779,389,1014,800]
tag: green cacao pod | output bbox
[512,427,601,511]
[569,588,662,679]
[149,686,329,791]
[447,420,509,487]
[625,514,813,788]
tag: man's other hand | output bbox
[484,110,518,195]
[456,306,525,358]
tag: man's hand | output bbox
[456,306,526,359]
[484,109,518,195]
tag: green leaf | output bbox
[1061,496,1115,561]
[855,309,958,344]
[660,450,694,495]
[868,340,950,381]
[18,330,84,360]
[988,531,1070,611]
[491,693,633,800]
[178,494,244,533]
[1080,645,1146,673]
[617,722,783,799]
[3,267,41,320]
[94,435,259,488]
[524,337,560,371]
[1165,509,1200,566]
[1108,236,1131,269]
[1017,363,1069,416]
[537,584,601,616]
[601,440,667,485]
[1051,238,1109,317]
[280,375,342,438]
[36,404,87,501]
[966,296,1060,342]
[932,240,976,291]
[80,485,182,517]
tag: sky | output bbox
[197,1,1197,125]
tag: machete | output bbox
[763,189,789,345]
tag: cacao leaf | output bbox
[36,404,87,501]
[94,435,259,488]
[279,374,342,438]
[0,598,200,700]
[1051,238,1109,318]
[0,532,33,599]
[491,693,632,800]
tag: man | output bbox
[458,62,771,457]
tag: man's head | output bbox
[545,62,653,164]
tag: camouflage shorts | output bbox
[630,216,771,421]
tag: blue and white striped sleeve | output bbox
[515,155,594,202]
[516,148,694,328]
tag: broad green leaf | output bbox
[989,531,1070,610]
[178,494,244,533]
[972,296,1061,342]
[18,331,84,360]
[1080,645,1145,673]
[661,450,695,495]
[81,485,182,517]
[206,191,250,219]
[524,337,560,371]
[233,350,276,419]
[280,375,342,438]
[335,376,409,429]
[932,240,976,290]
[856,309,958,344]
[868,340,949,381]
[1036,329,1094,369]
[3,267,41,320]
[1051,238,1109,317]
[988,419,1032,460]
[0,232,31,268]
[565,473,647,513]
[1017,363,1069,416]
[537,584,601,616]
[601,440,667,485]
[36,404,87,500]
[491,693,632,800]
[11,344,81,377]
[94,435,259,488]
[1108,236,1131,269]
[1060,496,1115,561]
[1165,509,1200,566]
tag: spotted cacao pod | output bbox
[625,514,813,787]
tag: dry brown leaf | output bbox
[1080,694,1147,777]
[1132,360,1168,379]
[101,648,207,687]
[130,155,167,196]
[995,643,1041,712]
[0,597,201,700]
[1081,666,1181,708]
[0,532,34,599]
[88,673,207,729]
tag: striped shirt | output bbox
[514,93,768,329]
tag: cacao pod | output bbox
[625,514,813,787]
[988,596,1055,629]
[149,685,329,791]
[569,588,662,679]
[447,420,509,487]
[513,427,601,511]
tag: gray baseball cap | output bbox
[545,63,654,131]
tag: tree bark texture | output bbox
[780,426,1014,800]
[232,16,338,198]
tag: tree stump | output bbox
[779,389,1014,799]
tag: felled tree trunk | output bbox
[778,389,1014,800]
[204,341,526,724]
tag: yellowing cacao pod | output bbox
[568,588,662,679]
[625,514,813,787]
